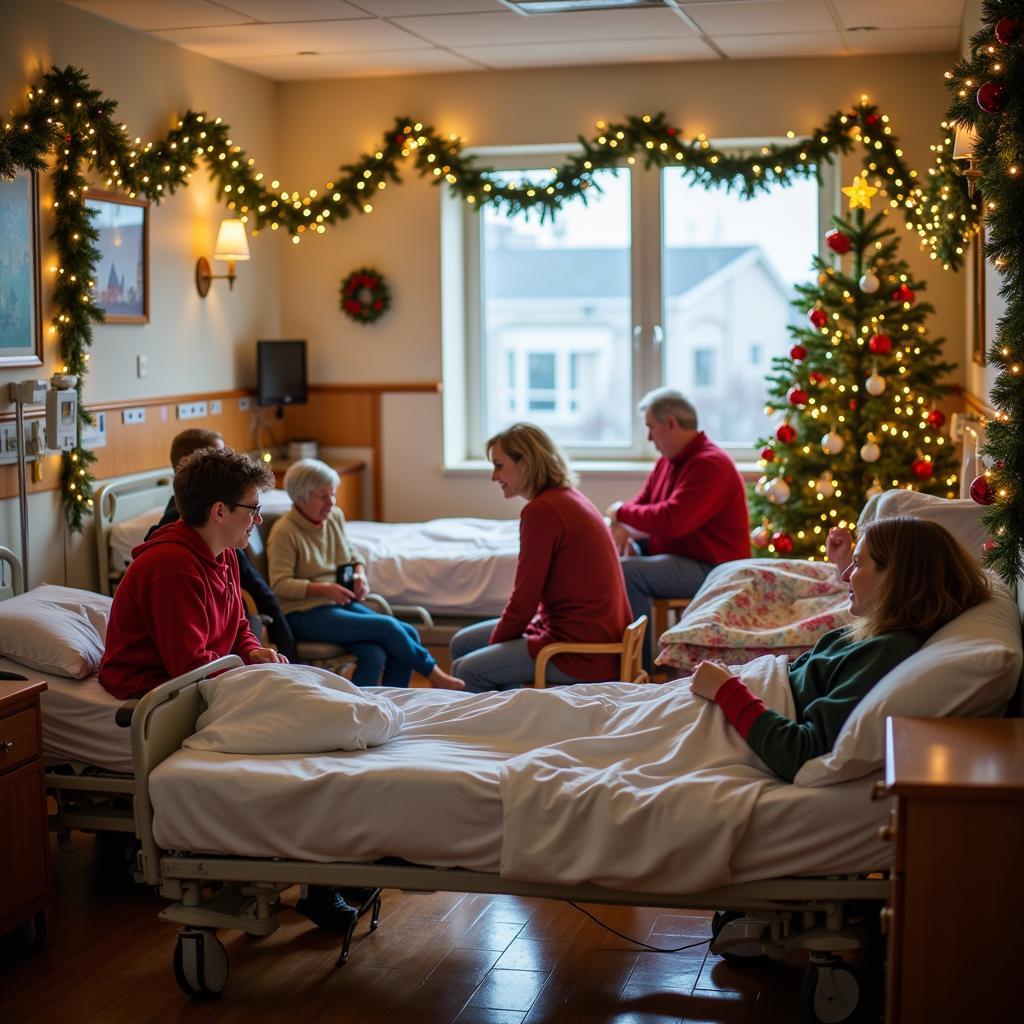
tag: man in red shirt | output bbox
[99,448,288,700]
[607,387,750,637]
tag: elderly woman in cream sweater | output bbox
[267,459,462,689]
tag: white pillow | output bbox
[0,584,110,679]
[795,580,1022,787]
[185,663,405,754]
[858,489,991,562]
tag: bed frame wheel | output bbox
[800,954,860,1023]
[710,910,769,962]
[173,927,229,999]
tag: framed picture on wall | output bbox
[972,225,986,368]
[85,189,149,323]
[0,169,43,367]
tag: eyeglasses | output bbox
[229,501,262,519]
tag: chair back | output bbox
[620,615,649,684]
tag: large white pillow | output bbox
[795,579,1022,787]
[0,584,110,679]
[858,489,991,562]
[185,663,405,754]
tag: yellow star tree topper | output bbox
[842,173,879,210]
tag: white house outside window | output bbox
[443,145,826,464]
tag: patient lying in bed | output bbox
[690,516,991,780]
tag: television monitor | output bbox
[257,340,307,409]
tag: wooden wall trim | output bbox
[310,382,440,395]
[961,387,996,419]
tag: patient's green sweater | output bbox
[716,628,923,782]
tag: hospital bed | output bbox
[127,567,1023,1023]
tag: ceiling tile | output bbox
[456,35,718,67]
[153,18,432,57]
[235,47,486,79]
[61,0,253,30]
[832,0,964,31]
[716,30,846,59]
[219,0,370,21]
[392,9,698,46]
[842,25,960,54]
[347,0,501,13]
[683,0,837,36]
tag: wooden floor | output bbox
[0,832,878,1023]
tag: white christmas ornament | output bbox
[821,430,845,455]
[860,441,881,463]
[815,473,836,498]
[754,475,768,497]
[865,370,886,396]
[767,477,791,505]
[859,272,880,294]
[750,525,771,548]
[866,482,884,498]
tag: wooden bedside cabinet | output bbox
[882,716,1024,1023]
[0,678,52,946]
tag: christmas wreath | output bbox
[339,267,391,324]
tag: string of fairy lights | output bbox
[0,61,1003,540]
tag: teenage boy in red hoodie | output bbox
[99,447,287,700]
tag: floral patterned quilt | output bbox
[657,558,853,672]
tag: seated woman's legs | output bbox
[451,637,579,693]
[450,618,501,663]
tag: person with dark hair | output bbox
[450,423,632,692]
[690,516,992,781]
[99,448,287,700]
[606,387,750,639]
[145,429,297,663]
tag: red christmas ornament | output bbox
[995,16,1022,45]
[864,113,880,126]
[977,81,1009,114]
[775,422,797,444]
[809,370,826,386]
[994,459,1005,470]
[911,458,934,480]
[969,475,996,505]
[787,386,809,407]
[892,284,915,304]
[983,539,998,553]
[849,399,858,411]
[808,308,828,329]
[790,344,807,361]
[926,409,946,429]
[771,531,794,555]
[760,447,775,463]
[825,228,852,255]
[868,333,893,355]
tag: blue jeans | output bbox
[288,602,435,687]
[450,618,580,693]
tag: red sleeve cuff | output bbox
[714,676,768,738]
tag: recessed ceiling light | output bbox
[499,0,666,14]
[847,26,879,32]
[296,51,319,56]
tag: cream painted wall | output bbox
[0,0,283,586]
[277,53,965,521]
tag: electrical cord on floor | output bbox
[568,901,713,953]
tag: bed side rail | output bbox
[132,655,244,884]
[0,545,25,599]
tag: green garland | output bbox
[942,0,1024,585]
[0,66,987,530]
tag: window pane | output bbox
[480,168,632,447]
[662,170,818,445]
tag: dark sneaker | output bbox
[338,887,378,910]
[296,885,358,933]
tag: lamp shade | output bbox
[952,124,979,161]
[213,218,250,262]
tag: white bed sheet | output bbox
[109,491,520,616]
[0,657,132,774]
[149,683,889,890]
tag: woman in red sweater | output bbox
[450,423,632,692]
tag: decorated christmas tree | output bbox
[748,176,958,559]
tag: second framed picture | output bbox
[85,189,149,323]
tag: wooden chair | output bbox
[650,597,692,662]
[532,615,649,688]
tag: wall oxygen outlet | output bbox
[176,401,208,420]
[122,407,146,425]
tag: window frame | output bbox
[441,140,836,468]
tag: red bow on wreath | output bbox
[339,267,391,324]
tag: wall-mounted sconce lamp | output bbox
[952,125,982,197]
[196,218,250,297]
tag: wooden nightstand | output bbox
[882,715,1024,1023]
[0,678,52,947]
[270,458,364,520]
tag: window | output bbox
[445,144,825,463]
